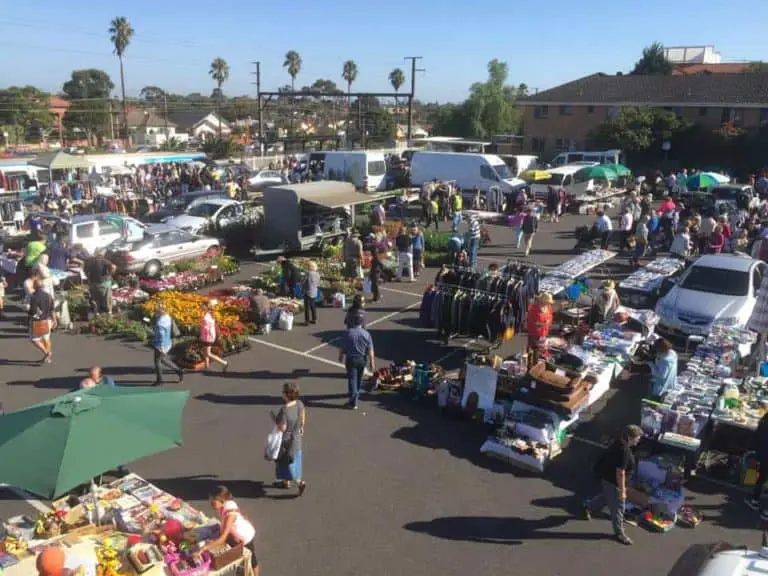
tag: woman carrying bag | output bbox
[28,278,55,364]
[274,382,307,496]
[200,301,228,373]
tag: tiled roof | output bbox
[518,72,768,105]
[673,63,751,75]
[126,109,174,128]
[166,110,229,130]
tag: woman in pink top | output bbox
[200,301,228,372]
[204,485,259,574]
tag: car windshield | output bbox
[542,174,565,186]
[368,160,386,176]
[492,164,512,180]
[186,203,220,218]
[679,265,750,296]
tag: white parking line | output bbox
[0,483,51,513]
[248,337,345,369]
[303,300,422,354]
[379,286,424,298]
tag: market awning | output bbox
[29,151,92,170]
[270,181,383,208]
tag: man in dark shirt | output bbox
[582,424,642,545]
[338,315,375,410]
[28,278,55,363]
[84,253,116,315]
[250,289,271,329]
[278,257,300,297]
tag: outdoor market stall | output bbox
[618,257,687,309]
[538,249,616,296]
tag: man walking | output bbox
[151,303,184,386]
[521,208,538,257]
[467,215,481,268]
[338,315,375,410]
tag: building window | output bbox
[721,107,732,123]
[531,137,546,152]
[555,138,572,153]
[674,107,683,117]
[534,105,549,119]
[698,107,707,117]
[587,105,595,114]
[606,106,620,120]
[559,105,572,116]
[761,108,768,125]
[733,108,744,126]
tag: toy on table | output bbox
[677,505,703,528]
[640,510,676,532]
[168,550,211,576]
[2,535,29,555]
[95,544,121,576]
[34,511,67,539]
[127,544,164,574]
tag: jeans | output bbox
[523,233,534,256]
[514,226,523,249]
[345,356,366,407]
[153,348,182,383]
[304,294,317,324]
[452,211,462,232]
[468,238,479,268]
[600,231,611,249]
[413,250,423,276]
[585,480,626,537]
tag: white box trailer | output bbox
[322,151,387,192]
[410,151,526,195]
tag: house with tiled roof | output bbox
[166,110,230,140]
[125,109,183,146]
[517,72,768,158]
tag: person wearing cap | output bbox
[581,424,643,546]
[592,280,621,323]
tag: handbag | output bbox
[264,426,283,462]
[31,318,50,337]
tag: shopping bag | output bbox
[278,310,294,331]
[31,319,51,338]
[264,426,283,461]
[502,326,515,342]
[362,277,373,299]
[333,292,346,309]
[269,307,281,325]
[293,284,304,299]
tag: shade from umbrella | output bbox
[576,165,618,180]
[29,151,92,171]
[0,386,189,499]
[521,169,551,182]
[613,164,632,177]
[700,171,730,184]
[686,173,719,189]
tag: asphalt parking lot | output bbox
[0,210,763,576]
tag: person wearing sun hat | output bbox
[592,280,621,324]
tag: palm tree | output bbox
[208,57,230,137]
[388,68,405,112]
[108,16,134,140]
[342,60,358,138]
[283,51,302,134]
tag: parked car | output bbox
[106,224,221,276]
[164,198,245,236]
[143,190,227,223]
[655,254,766,337]
[681,184,758,214]
[247,169,286,191]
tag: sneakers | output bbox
[745,497,761,511]
[616,534,633,546]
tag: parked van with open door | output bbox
[322,151,388,192]
[530,165,591,201]
[410,151,526,195]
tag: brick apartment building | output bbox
[517,71,768,159]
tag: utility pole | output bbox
[404,56,425,142]
[163,91,169,140]
[251,61,263,156]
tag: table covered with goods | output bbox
[0,474,253,576]
[538,249,616,296]
[618,257,686,309]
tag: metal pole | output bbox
[163,92,169,139]
[404,57,424,142]
[253,61,263,157]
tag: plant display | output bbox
[82,315,152,343]
[139,291,250,335]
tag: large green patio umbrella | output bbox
[0,386,189,499]
[576,165,618,180]
[613,164,632,177]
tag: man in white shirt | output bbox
[699,213,716,252]
[595,211,613,250]
[619,209,634,252]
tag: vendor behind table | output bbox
[635,338,678,400]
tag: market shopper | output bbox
[396,226,414,282]
[592,281,621,323]
[646,338,678,400]
[151,303,184,386]
[0,274,6,319]
[80,366,114,389]
[200,301,229,373]
[745,413,768,515]
[669,226,692,260]
[28,278,55,364]
[451,191,463,232]
[342,231,364,279]
[630,215,649,267]
[338,313,375,410]
[595,210,613,250]
[204,486,259,575]
[277,256,301,297]
[521,208,537,257]
[303,261,320,325]
[508,209,525,251]
[250,288,271,330]
[411,226,425,277]
[368,251,385,302]
[582,424,643,546]
[344,294,366,329]
[466,214,481,266]
[274,381,307,495]
[447,234,463,265]
[84,251,116,316]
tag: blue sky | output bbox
[2,0,766,103]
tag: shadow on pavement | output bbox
[6,375,81,389]
[150,475,299,502]
[404,515,608,545]
[196,391,349,409]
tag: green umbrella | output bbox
[0,386,189,499]
[613,164,632,177]
[686,173,719,189]
[576,165,618,180]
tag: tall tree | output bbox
[0,86,55,144]
[108,16,134,139]
[746,61,768,73]
[283,51,302,134]
[139,86,165,103]
[342,60,358,139]
[388,68,406,111]
[62,69,115,144]
[588,106,688,152]
[516,83,529,97]
[631,42,674,75]
[208,57,230,136]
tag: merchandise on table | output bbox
[545,249,616,280]
[618,269,669,294]
[710,376,768,431]
[582,325,643,361]
[645,257,686,276]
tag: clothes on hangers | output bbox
[421,287,509,341]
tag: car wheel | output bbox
[205,246,221,258]
[144,260,162,278]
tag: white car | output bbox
[247,169,287,191]
[655,254,767,337]
[164,198,244,236]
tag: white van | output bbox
[530,165,592,201]
[322,151,387,192]
[410,151,526,195]
[497,154,539,178]
[549,149,623,168]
